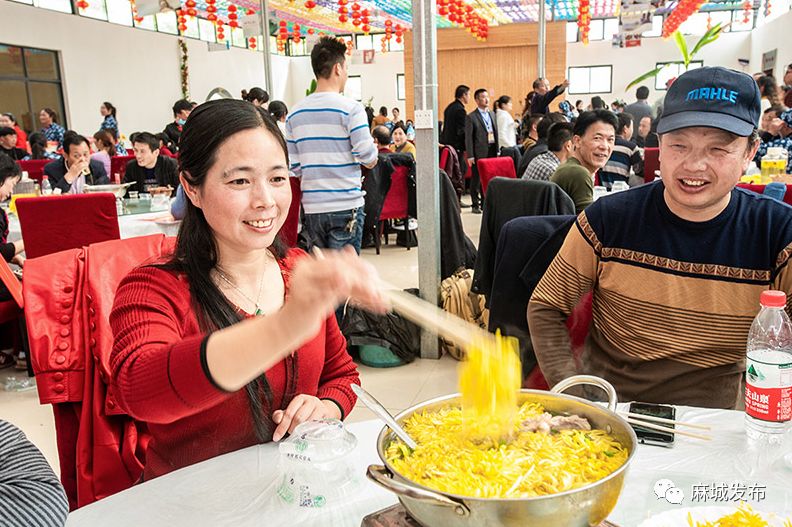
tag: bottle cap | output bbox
[760,290,787,308]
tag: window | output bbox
[197,18,216,42]
[288,39,309,56]
[567,65,612,94]
[731,9,754,31]
[34,0,72,14]
[155,11,178,35]
[344,75,362,101]
[106,0,133,26]
[397,74,406,101]
[566,21,578,43]
[642,15,663,37]
[78,0,108,21]
[231,27,247,48]
[134,14,158,31]
[0,44,66,134]
[588,19,604,40]
[355,34,374,50]
[655,61,703,90]
[603,18,619,40]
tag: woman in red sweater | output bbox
[110,99,386,481]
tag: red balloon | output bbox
[339,14,348,22]
[187,8,196,16]
[352,18,361,26]
[339,6,348,13]
[227,4,236,11]
[362,24,370,32]
[279,20,287,26]
[178,23,188,31]
[207,13,217,21]
[351,2,360,10]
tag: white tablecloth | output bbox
[65,406,792,526]
[7,211,180,242]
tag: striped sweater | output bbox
[285,92,378,214]
[0,420,68,527]
[528,182,792,408]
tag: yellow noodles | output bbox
[458,332,521,439]
[385,402,628,499]
[687,503,792,527]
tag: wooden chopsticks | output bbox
[620,412,713,441]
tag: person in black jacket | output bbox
[124,132,179,194]
[162,99,192,151]
[464,88,498,213]
[441,85,470,157]
[530,77,570,115]
[44,132,109,194]
[0,129,27,161]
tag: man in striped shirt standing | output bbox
[286,37,378,254]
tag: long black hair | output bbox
[28,132,48,160]
[159,99,291,442]
[103,101,117,118]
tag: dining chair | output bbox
[16,193,120,259]
[478,156,517,195]
[375,164,412,255]
[110,155,136,184]
[16,159,49,183]
[643,147,660,184]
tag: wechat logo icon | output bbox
[654,479,685,505]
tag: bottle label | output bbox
[746,352,792,422]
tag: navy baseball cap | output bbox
[657,66,760,137]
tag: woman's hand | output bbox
[10,255,24,268]
[280,247,388,341]
[271,395,341,442]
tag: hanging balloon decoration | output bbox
[577,0,591,43]
[130,0,144,23]
[742,0,753,24]
[292,23,302,44]
[76,0,89,10]
[205,0,217,22]
[435,0,488,40]
[216,19,225,41]
[227,4,239,29]
[338,0,349,24]
[177,8,188,32]
[380,35,388,53]
[249,36,257,49]
[185,0,197,18]
[304,0,316,8]
[662,0,706,37]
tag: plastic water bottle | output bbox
[760,147,788,184]
[41,176,52,196]
[745,290,792,444]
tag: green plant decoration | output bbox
[626,23,728,91]
[305,79,317,96]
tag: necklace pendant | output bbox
[255,308,263,316]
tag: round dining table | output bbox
[64,405,792,526]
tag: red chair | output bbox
[736,183,792,206]
[375,165,411,255]
[16,194,120,259]
[0,257,26,368]
[280,177,302,247]
[523,292,593,390]
[110,155,135,183]
[478,156,517,195]
[643,147,660,183]
[25,234,175,509]
[17,159,49,183]
[439,146,450,169]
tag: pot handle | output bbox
[367,464,470,517]
[550,375,619,412]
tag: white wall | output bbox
[0,0,291,138]
[287,52,406,114]
[566,32,752,106]
[749,10,792,80]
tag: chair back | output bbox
[643,147,660,183]
[737,183,792,206]
[439,146,450,169]
[280,177,302,247]
[16,193,120,259]
[110,155,135,183]
[17,159,49,183]
[380,165,410,220]
[478,156,517,195]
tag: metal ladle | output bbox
[351,384,417,450]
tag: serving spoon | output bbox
[351,384,418,450]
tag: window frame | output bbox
[567,65,613,95]
[0,43,67,133]
[344,75,363,101]
[396,73,406,101]
[654,60,704,90]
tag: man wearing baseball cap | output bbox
[528,67,792,409]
